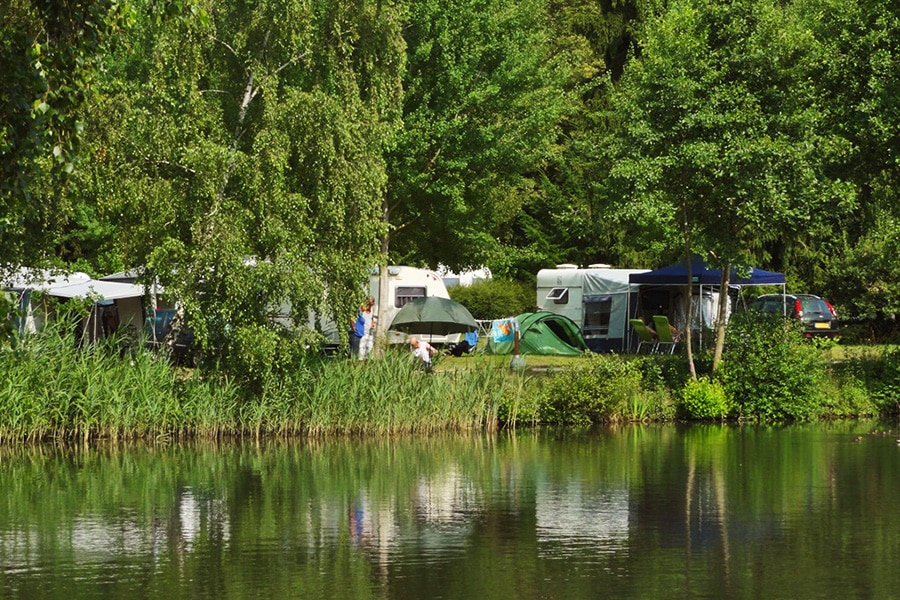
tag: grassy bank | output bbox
[1,320,898,443]
[0,326,534,442]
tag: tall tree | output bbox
[608,0,854,373]
[384,0,569,275]
[0,0,127,269]
[513,0,666,273]
[82,0,404,374]
[797,0,900,327]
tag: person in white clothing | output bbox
[408,335,437,370]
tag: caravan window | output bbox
[546,287,569,304]
[395,286,426,308]
[583,295,612,337]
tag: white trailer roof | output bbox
[3,268,145,301]
[537,268,648,295]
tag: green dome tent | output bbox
[485,312,588,356]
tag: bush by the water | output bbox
[719,314,827,421]
[682,377,730,420]
[537,353,675,424]
[828,346,900,416]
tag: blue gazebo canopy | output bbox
[629,255,785,286]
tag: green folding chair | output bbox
[630,319,658,354]
[652,315,679,354]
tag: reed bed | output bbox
[0,329,535,442]
[0,326,237,443]
[237,351,531,436]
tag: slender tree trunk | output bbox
[682,200,697,380]
[373,197,392,357]
[712,263,730,371]
[163,302,187,361]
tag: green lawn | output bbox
[433,343,894,372]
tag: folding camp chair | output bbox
[652,315,679,354]
[630,319,658,354]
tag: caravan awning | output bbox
[3,268,145,300]
[628,255,785,286]
[40,279,145,300]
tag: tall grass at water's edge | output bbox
[5,325,894,442]
[240,352,525,436]
[0,330,531,442]
[0,329,232,443]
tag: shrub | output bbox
[682,377,730,420]
[719,313,827,421]
[870,347,900,414]
[631,354,693,391]
[837,346,900,416]
[538,353,648,425]
[448,279,535,320]
[218,323,316,394]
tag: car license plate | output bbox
[814,322,829,329]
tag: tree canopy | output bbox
[1,0,128,269]
[3,0,900,360]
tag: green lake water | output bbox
[2,422,899,599]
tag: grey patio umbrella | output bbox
[388,296,478,336]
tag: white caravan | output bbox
[536,264,648,353]
[370,266,454,345]
[313,266,455,350]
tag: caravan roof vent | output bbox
[587,263,611,269]
[555,263,578,270]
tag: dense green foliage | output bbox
[4,0,897,314]
[75,0,405,377]
[718,314,829,421]
[681,376,730,420]
[3,0,900,427]
[1,0,128,268]
[386,0,571,272]
[448,279,535,320]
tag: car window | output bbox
[799,298,831,316]
[752,298,786,314]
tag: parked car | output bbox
[749,294,840,338]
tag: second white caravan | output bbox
[370,266,455,345]
[314,266,456,351]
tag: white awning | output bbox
[3,267,145,301]
[42,279,145,300]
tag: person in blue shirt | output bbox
[349,308,365,358]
